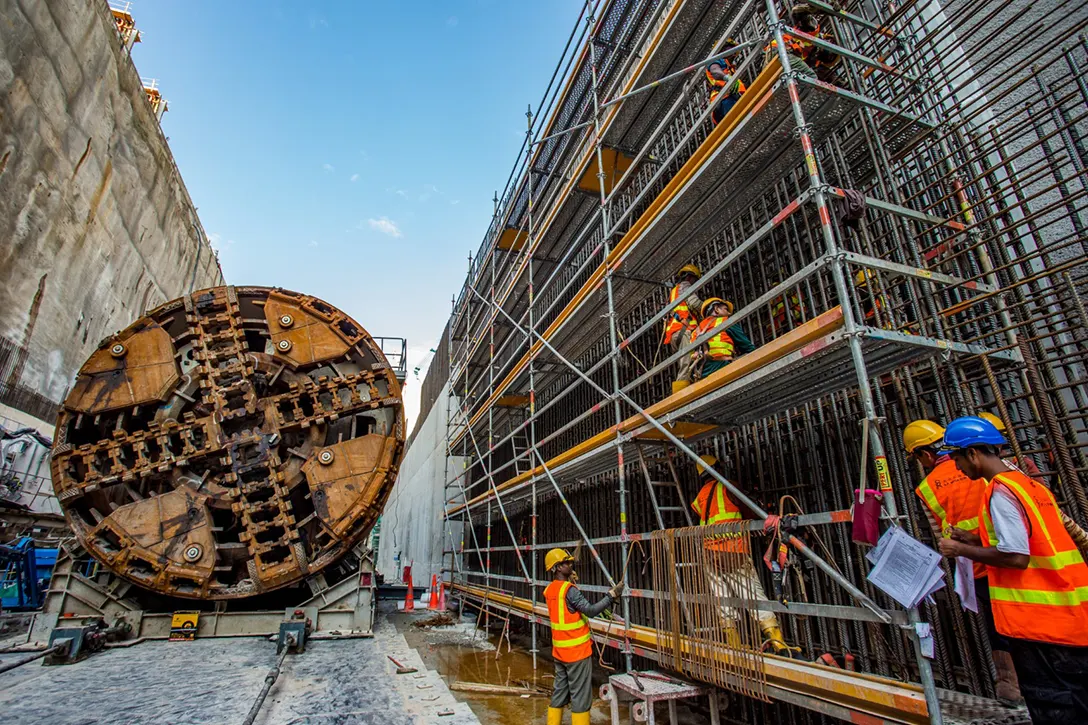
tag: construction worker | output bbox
[544,548,625,725]
[978,412,1044,481]
[855,269,885,324]
[763,4,833,78]
[706,39,747,125]
[938,416,1088,724]
[903,419,1022,704]
[690,297,756,381]
[691,455,796,654]
[770,286,803,336]
[663,264,703,393]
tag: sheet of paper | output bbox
[954,556,978,613]
[866,527,943,609]
[915,623,934,659]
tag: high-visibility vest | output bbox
[663,285,697,345]
[979,470,1088,646]
[691,316,735,361]
[771,292,802,332]
[705,59,747,97]
[764,31,814,61]
[544,580,593,662]
[914,456,986,579]
[691,478,748,553]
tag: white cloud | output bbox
[350,173,359,182]
[323,163,335,172]
[308,240,319,247]
[367,217,402,238]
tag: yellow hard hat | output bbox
[978,412,1007,432]
[544,548,574,573]
[696,454,717,474]
[677,263,702,279]
[700,297,727,316]
[903,419,944,453]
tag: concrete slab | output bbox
[0,617,480,725]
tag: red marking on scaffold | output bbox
[619,338,630,349]
[818,205,832,226]
[801,136,813,154]
[924,243,950,261]
[771,199,801,225]
[789,84,800,104]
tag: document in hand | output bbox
[866,526,945,609]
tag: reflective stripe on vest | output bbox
[664,285,695,345]
[692,316,735,361]
[980,470,1088,646]
[544,580,593,660]
[694,480,746,552]
[914,458,982,534]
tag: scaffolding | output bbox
[439,0,1088,722]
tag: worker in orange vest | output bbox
[663,264,703,394]
[904,419,1022,704]
[544,548,624,725]
[938,416,1088,724]
[705,38,746,125]
[689,298,756,381]
[691,455,796,654]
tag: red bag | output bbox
[852,489,882,546]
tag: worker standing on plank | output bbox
[690,298,756,381]
[663,264,703,394]
[978,412,1045,481]
[904,419,1023,704]
[937,416,1088,724]
[691,455,796,654]
[706,38,747,125]
[544,548,625,725]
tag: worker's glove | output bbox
[608,582,626,599]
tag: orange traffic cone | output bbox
[428,575,439,610]
[403,568,414,612]
[437,581,447,611]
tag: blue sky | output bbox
[130,1,583,425]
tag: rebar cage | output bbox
[433,0,1088,721]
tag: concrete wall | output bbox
[377,381,464,588]
[0,0,224,427]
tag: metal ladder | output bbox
[636,443,694,530]
[510,407,534,477]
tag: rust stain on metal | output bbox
[4,273,47,388]
[50,286,405,599]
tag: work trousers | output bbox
[710,94,741,125]
[1004,637,1088,724]
[704,550,778,628]
[671,337,694,383]
[551,655,593,713]
[696,358,732,380]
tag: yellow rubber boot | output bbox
[571,712,590,725]
[761,624,801,655]
[547,707,564,725]
[671,379,691,395]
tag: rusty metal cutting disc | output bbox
[50,286,405,599]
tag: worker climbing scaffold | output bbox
[690,455,797,655]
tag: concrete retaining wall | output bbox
[378,381,464,589]
[0,0,224,425]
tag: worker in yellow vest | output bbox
[544,548,624,725]
[904,419,1022,704]
[691,455,796,654]
[663,264,703,394]
[690,298,756,381]
[938,416,1088,724]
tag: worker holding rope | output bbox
[544,548,625,725]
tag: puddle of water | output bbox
[393,611,624,725]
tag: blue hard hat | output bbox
[940,416,1007,451]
